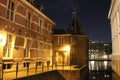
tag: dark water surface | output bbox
[89,60,112,80]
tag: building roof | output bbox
[67,9,84,35]
[53,29,68,34]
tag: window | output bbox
[71,37,75,44]
[47,45,51,57]
[23,62,30,67]
[3,63,13,69]
[36,62,41,66]
[48,25,51,36]
[26,13,31,28]
[3,34,12,58]
[38,20,42,33]
[6,1,15,21]
[24,40,31,58]
[58,37,64,44]
[37,43,43,57]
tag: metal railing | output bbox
[0,62,73,80]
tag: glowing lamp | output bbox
[0,31,6,46]
[63,45,70,52]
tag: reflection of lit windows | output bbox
[58,37,64,44]
[6,1,15,21]
[3,34,12,58]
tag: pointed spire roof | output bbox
[67,9,84,35]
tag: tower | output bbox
[68,9,88,66]
[52,10,88,66]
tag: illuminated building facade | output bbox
[0,0,55,70]
[108,0,120,76]
[88,41,112,71]
[53,10,88,66]
[89,41,112,60]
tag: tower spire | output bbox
[67,9,84,35]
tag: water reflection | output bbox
[89,60,111,70]
[89,60,112,80]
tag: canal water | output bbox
[89,60,112,80]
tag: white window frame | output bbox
[38,19,43,34]
[58,37,64,44]
[26,12,31,28]
[6,0,15,21]
[3,34,12,59]
[37,43,43,58]
[24,39,31,58]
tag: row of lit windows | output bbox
[2,34,52,59]
[57,36,75,45]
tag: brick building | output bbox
[0,0,55,70]
[52,10,88,66]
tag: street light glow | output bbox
[63,45,70,52]
[0,31,6,46]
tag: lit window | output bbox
[3,63,13,69]
[3,34,12,58]
[36,62,41,66]
[48,25,51,36]
[26,13,31,28]
[38,20,42,33]
[37,43,43,57]
[23,62,30,67]
[47,45,51,57]
[58,37,64,44]
[24,40,31,58]
[6,1,15,21]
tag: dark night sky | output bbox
[35,0,111,42]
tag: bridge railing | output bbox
[0,62,76,80]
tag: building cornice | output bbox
[21,0,56,25]
[53,34,72,36]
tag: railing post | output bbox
[0,63,2,80]
[55,61,57,69]
[47,61,50,71]
[42,62,44,72]
[62,61,64,70]
[16,62,18,79]
[1,62,4,80]
[52,63,53,70]
[35,63,37,74]
[27,63,29,77]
